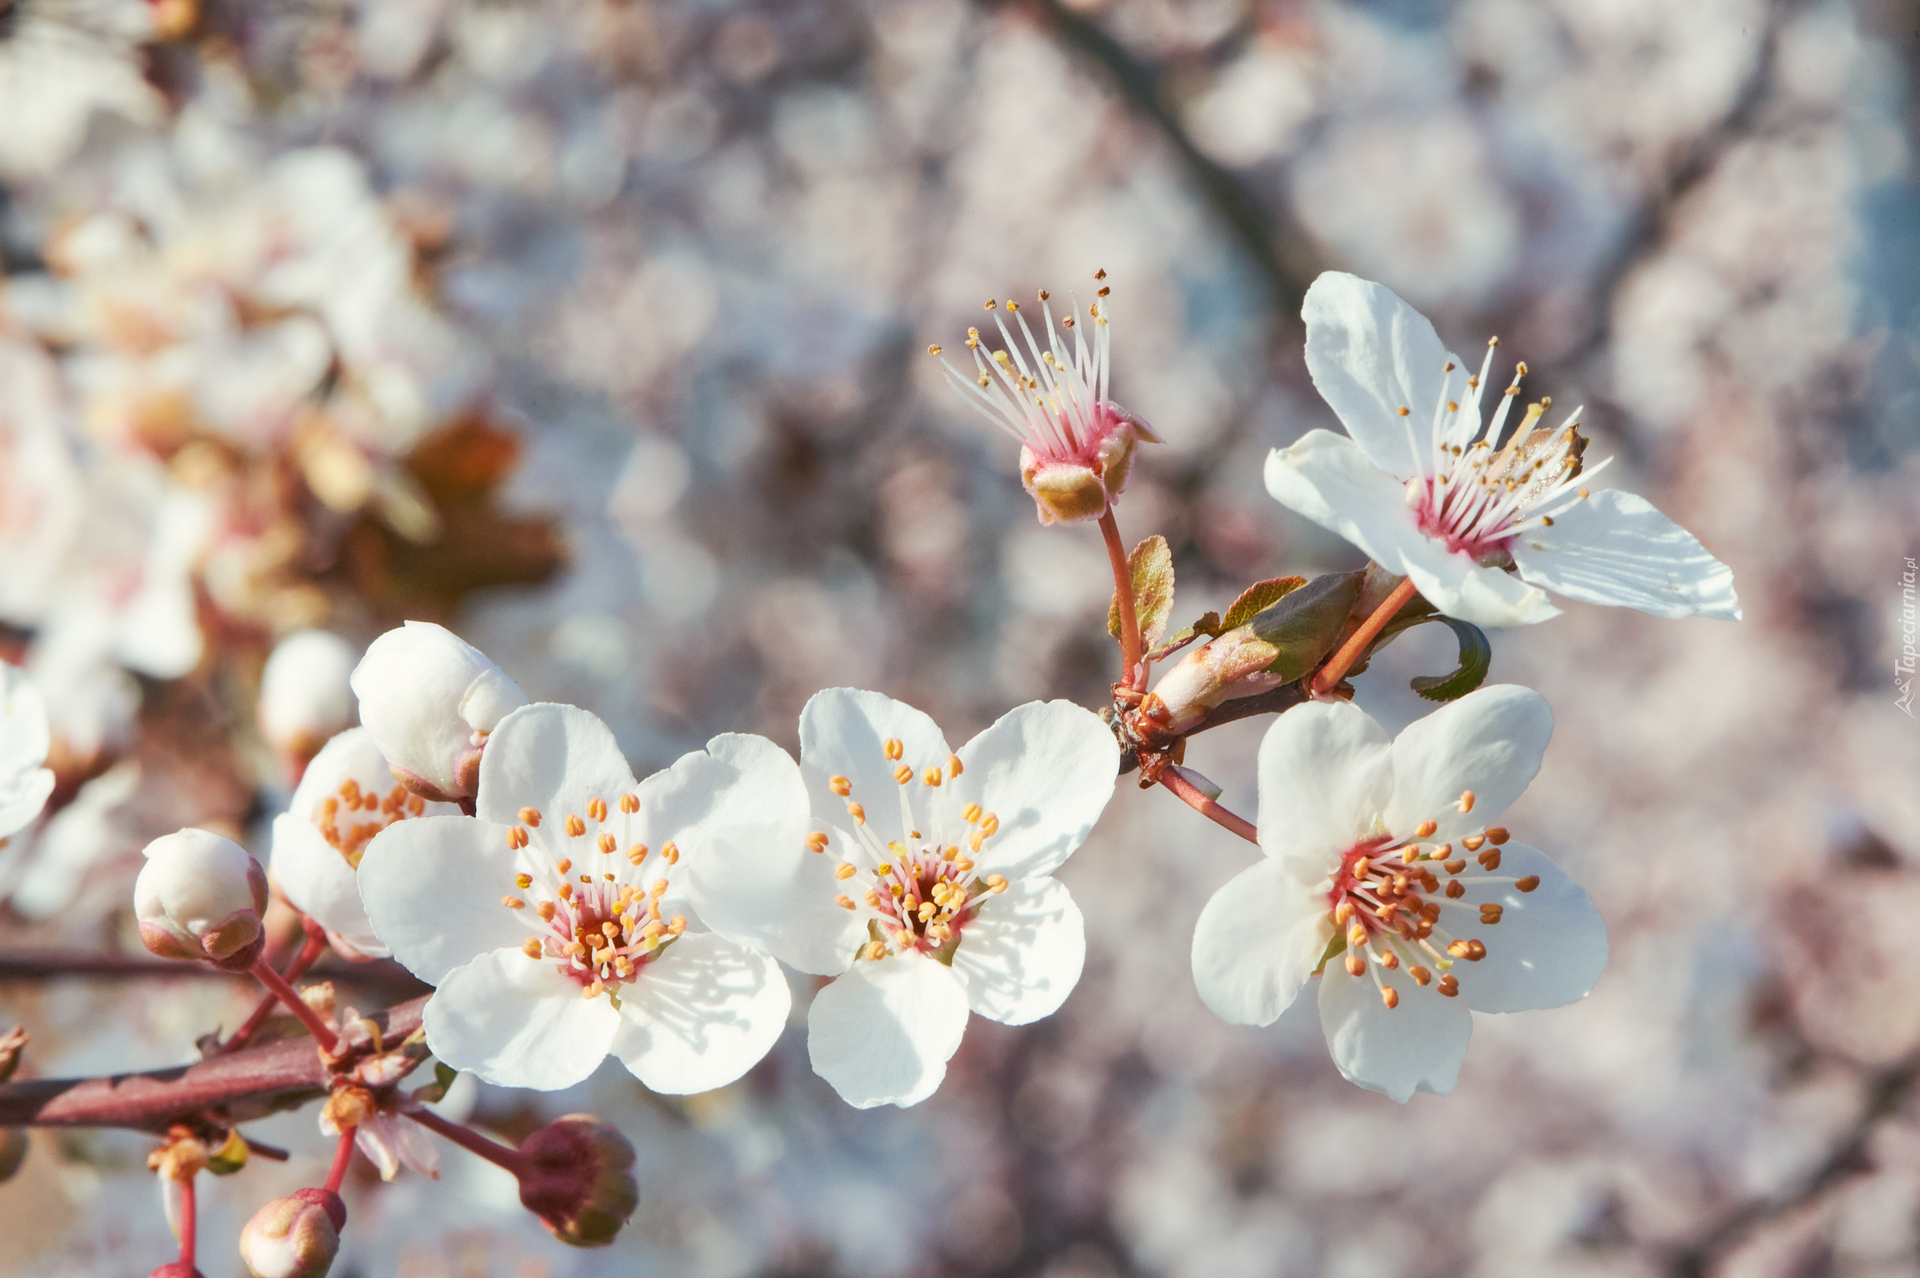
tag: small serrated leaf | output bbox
[1408,616,1493,702]
[1222,576,1306,631]
[1109,534,1175,649]
[1247,571,1365,683]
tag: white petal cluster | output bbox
[350,622,528,801]
[1266,272,1740,628]
[691,689,1118,1108]
[1190,685,1607,1101]
[0,661,56,841]
[271,727,459,958]
[358,703,792,1094]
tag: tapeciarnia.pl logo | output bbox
[1898,556,1917,717]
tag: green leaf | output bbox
[1222,576,1306,631]
[1109,534,1175,649]
[1246,571,1364,683]
[1153,610,1222,658]
[1405,616,1493,702]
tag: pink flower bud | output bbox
[238,1189,345,1278]
[515,1114,637,1248]
[349,622,526,801]
[134,830,270,971]
[258,632,358,770]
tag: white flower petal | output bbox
[1398,551,1563,629]
[950,876,1085,1025]
[475,703,638,831]
[952,700,1118,882]
[640,731,812,909]
[1317,961,1471,1102]
[609,932,791,1094]
[0,661,53,839]
[270,813,387,957]
[807,952,970,1108]
[1302,272,1461,476]
[1255,699,1392,872]
[0,767,53,841]
[1383,685,1552,845]
[1451,842,1607,1013]
[1511,488,1741,621]
[799,688,951,845]
[686,736,866,977]
[357,815,525,984]
[424,948,621,1090]
[1191,858,1335,1026]
[1264,431,1435,566]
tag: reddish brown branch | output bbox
[0,996,427,1132]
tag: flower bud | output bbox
[349,622,526,801]
[258,631,358,772]
[1018,405,1152,526]
[238,1188,345,1278]
[135,830,270,971]
[515,1114,638,1247]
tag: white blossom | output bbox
[134,828,270,969]
[357,703,793,1094]
[258,631,359,764]
[1265,272,1740,627]
[0,661,55,841]
[270,728,458,958]
[350,622,528,802]
[1190,686,1607,1101]
[690,689,1118,1108]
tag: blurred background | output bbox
[2,0,1919,1273]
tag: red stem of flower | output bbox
[1308,577,1420,697]
[405,1108,530,1178]
[1099,509,1145,690]
[221,925,328,1055]
[325,1126,356,1194]
[1157,768,1260,844]
[177,1174,197,1269]
[246,958,339,1054]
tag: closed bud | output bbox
[349,622,526,801]
[258,631,358,772]
[239,1189,345,1278]
[134,830,270,971]
[515,1114,638,1247]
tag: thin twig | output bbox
[1157,767,1259,843]
[1099,510,1145,689]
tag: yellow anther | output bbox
[942,845,959,861]
[962,803,982,824]
[1457,790,1475,814]
[954,858,973,872]
[583,981,603,999]
[1380,986,1399,1009]
[1397,406,1411,417]
[519,807,541,828]
[1444,859,1466,875]
[598,833,617,855]
[515,874,532,889]
[663,842,679,864]
[587,798,608,822]
[893,764,913,785]
[883,738,904,761]
[986,875,1008,894]
[558,882,574,900]
[923,767,942,787]
[806,832,830,853]
[507,826,529,850]
[668,916,687,935]
[619,794,640,814]
[1479,905,1504,924]
[522,938,544,959]
[847,802,866,824]
[835,862,858,880]
[1410,965,1432,986]
[627,844,648,865]
[836,895,857,910]
[1446,880,1465,899]
[1347,924,1367,949]
[1516,875,1540,893]
[917,903,936,921]
[1334,901,1356,925]
[1380,950,1400,970]
[537,902,557,921]
[1414,820,1438,838]
[556,858,572,874]
[946,754,964,778]
[502,895,525,909]
[1344,954,1365,977]
[1400,845,1420,864]
[1477,848,1502,871]
[865,890,882,907]
[875,862,893,876]
[602,921,621,937]
[1462,834,1485,852]
[581,875,592,884]
[864,941,886,961]
[591,947,613,966]
[980,814,999,836]
[928,343,942,356]
[1446,940,1473,958]
[1485,826,1510,845]
[651,879,669,895]
[566,815,586,838]
[830,775,852,797]
[1352,856,1371,880]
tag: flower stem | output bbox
[177,1174,197,1268]
[325,1126,356,1194]
[1157,768,1260,844]
[246,958,339,1054]
[1308,576,1420,697]
[406,1108,529,1178]
[221,925,328,1055]
[1099,509,1144,690]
